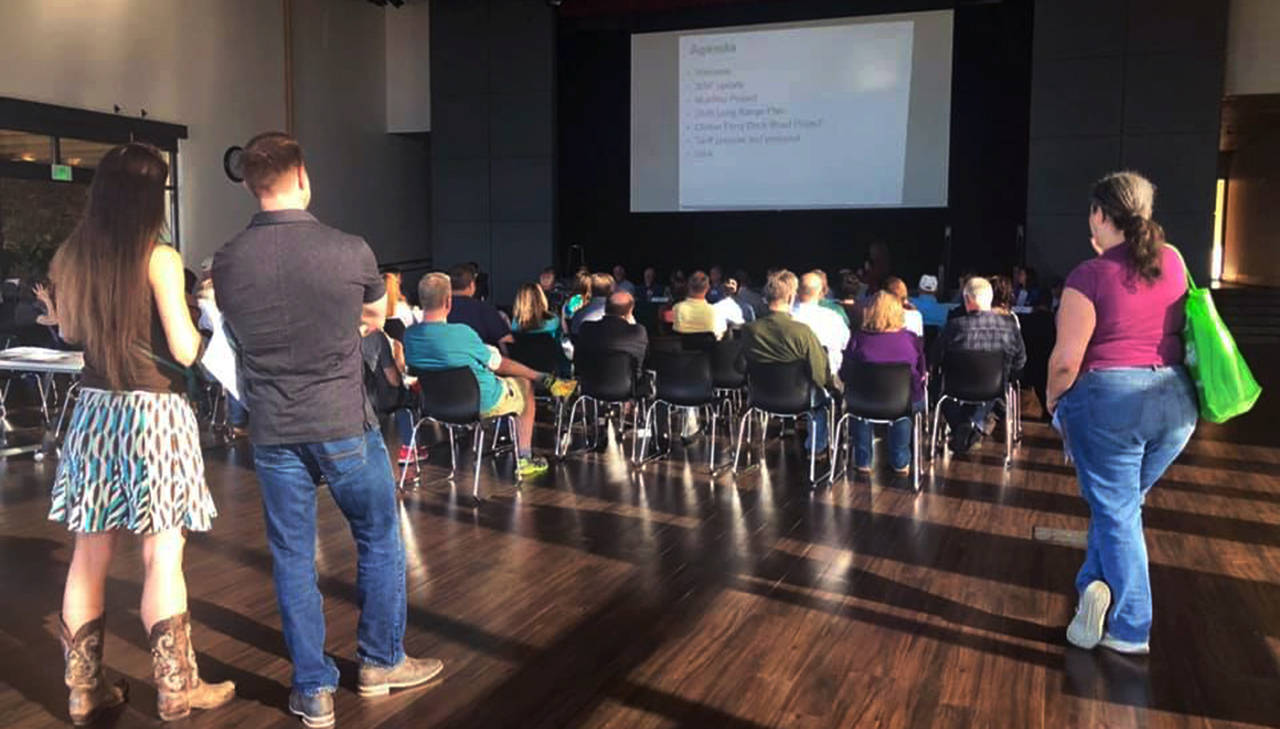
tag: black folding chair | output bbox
[830,361,922,490]
[732,361,830,484]
[710,336,747,419]
[399,366,520,501]
[560,350,646,462]
[679,332,718,353]
[508,331,570,437]
[929,349,1016,468]
[637,350,725,471]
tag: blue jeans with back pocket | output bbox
[1056,365,1197,644]
[251,428,406,695]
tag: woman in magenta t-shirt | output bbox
[1046,171,1198,656]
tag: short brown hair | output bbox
[882,276,908,302]
[449,264,475,292]
[241,131,304,196]
[419,272,452,312]
[763,269,797,305]
[862,291,905,333]
[590,272,615,298]
[688,271,710,295]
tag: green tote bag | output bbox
[1171,246,1262,423]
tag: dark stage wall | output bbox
[557,0,1034,289]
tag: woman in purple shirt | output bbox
[839,292,927,474]
[1047,171,1198,656]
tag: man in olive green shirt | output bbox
[741,269,830,453]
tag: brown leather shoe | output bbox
[61,617,128,726]
[357,656,444,697]
[148,612,235,721]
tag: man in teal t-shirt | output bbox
[404,273,575,477]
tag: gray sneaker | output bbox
[358,656,444,698]
[1066,580,1111,650]
[288,689,335,729]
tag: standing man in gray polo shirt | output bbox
[213,132,441,729]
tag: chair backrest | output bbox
[747,360,813,415]
[383,318,407,342]
[843,361,913,420]
[710,336,746,389]
[409,366,481,424]
[679,332,717,353]
[577,350,636,402]
[941,349,1006,401]
[508,332,562,374]
[651,350,713,406]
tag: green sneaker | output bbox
[516,455,550,478]
[546,377,578,399]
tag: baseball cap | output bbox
[918,275,938,293]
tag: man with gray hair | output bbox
[404,272,576,477]
[932,276,1026,453]
[740,270,832,456]
[791,270,850,379]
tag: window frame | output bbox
[0,97,189,249]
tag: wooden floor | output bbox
[1,350,1278,728]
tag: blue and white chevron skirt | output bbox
[49,388,217,534]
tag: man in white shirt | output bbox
[711,278,751,330]
[791,271,850,380]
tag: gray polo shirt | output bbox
[213,209,384,446]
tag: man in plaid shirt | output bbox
[931,277,1027,452]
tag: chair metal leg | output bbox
[829,413,850,482]
[507,414,521,475]
[912,413,922,492]
[399,419,424,491]
[732,408,753,473]
[472,426,485,501]
[1004,388,1014,469]
[930,396,949,464]
[561,396,586,456]
[707,404,718,471]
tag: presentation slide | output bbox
[631,11,954,212]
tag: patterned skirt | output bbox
[49,388,217,534]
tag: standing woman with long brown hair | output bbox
[46,143,234,723]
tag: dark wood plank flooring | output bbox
[1,351,1278,728]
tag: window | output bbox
[0,130,53,164]
[0,98,187,279]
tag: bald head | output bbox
[798,272,824,303]
[605,291,635,318]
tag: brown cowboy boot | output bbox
[148,612,235,721]
[60,616,128,726]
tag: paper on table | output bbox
[197,299,242,403]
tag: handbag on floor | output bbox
[1170,246,1262,423]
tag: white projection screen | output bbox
[630,11,954,212]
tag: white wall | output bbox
[0,0,288,268]
[292,0,430,266]
[1226,0,1280,95]
[387,1,431,133]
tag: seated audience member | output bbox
[791,271,850,381]
[836,270,864,328]
[742,270,830,455]
[467,261,491,301]
[839,291,927,475]
[612,265,637,297]
[576,291,649,377]
[673,271,726,339]
[990,274,1017,318]
[448,264,512,347]
[539,266,566,314]
[1013,265,1041,308]
[733,269,766,317]
[384,270,419,329]
[563,269,591,323]
[707,265,726,303]
[512,282,561,337]
[712,277,754,328]
[910,274,949,327]
[1047,277,1065,311]
[570,272,614,336]
[361,327,419,465]
[1020,299,1056,419]
[931,276,1026,453]
[404,273,574,477]
[813,269,851,326]
[639,266,668,301]
[882,276,924,337]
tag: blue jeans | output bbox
[227,394,248,428]
[393,408,414,448]
[803,389,830,453]
[252,428,407,695]
[1057,366,1197,643]
[853,401,924,470]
